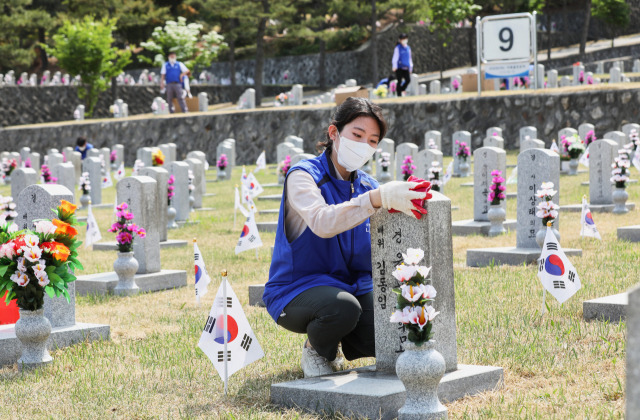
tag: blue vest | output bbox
[263,152,379,322]
[397,44,411,70]
[164,62,182,83]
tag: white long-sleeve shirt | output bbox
[284,170,377,242]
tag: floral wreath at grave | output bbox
[377,151,391,172]
[280,155,291,176]
[0,200,83,311]
[2,158,17,178]
[24,158,32,169]
[455,140,470,161]
[611,149,631,189]
[451,78,460,91]
[41,164,58,185]
[275,93,289,107]
[488,170,506,206]
[108,203,146,253]
[110,150,117,164]
[401,155,416,181]
[428,162,442,192]
[389,248,439,346]
[217,154,228,171]
[152,149,165,166]
[79,172,91,194]
[167,175,175,205]
[374,84,388,98]
[536,182,559,227]
[584,130,597,147]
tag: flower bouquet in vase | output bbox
[428,162,442,193]
[278,155,291,185]
[108,203,146,295]
[377,151,391,184]
[0,200,82,369]
[487,170,507,236]
[401,155,416,181]
[611,150,631,214]
[217,154,228,181]
[455,140,471,177]
[167,175,178,229]
[78,172,91,208]
[152,149,165,167]
[389,248,447,420]
[535,182,560,246]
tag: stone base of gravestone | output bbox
[582,293,627,323]
[75,270,187,296]
[506,164,517,168]
[581,179,638,186]
[92,239,188,251]
[560,202,635,213]
[618,225,640,242]
[194,207,215,212]
[257,194,282,201]
[0,322,110,367]
[467,246,582,267]
[248,284,266,307]
[176,220,200,227]
[259,208,279,215]
[270,364,503,420]
[506,192,517,199]
[452,219,517,236]
[460,182,474,187]
[256,222,278,233]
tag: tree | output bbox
[579,0,591,60]
[592,0,630,48]
[139,16,226,72]
[47,16,132,116]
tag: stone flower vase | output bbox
[167,206,178,229]
[612,187,629,214]
[4,175,11,185]
[568,158,579,175]
[189,193,195,212]
[378,168,392,185]
[113,251,140,296]
[487,204,506,236]
[459,158,470,178]
[217,167,226,181]
[396,340,448,420]
[15,308,53,370]
[536,223,561,248]
[80,192,90,209]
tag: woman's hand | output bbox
[374,181,428,218]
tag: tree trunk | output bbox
[318,38,326,90]
[563,0,569,47]
[254,0,270,107]
[439,39,444,80]
[370,0,378,85]
[229,19,237,99]
[38,27,48,72]
[579,0,592,60]
[547,9,552,61]
[111,77,117,105]
[469,18,476,66]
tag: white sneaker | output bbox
[301,340,333,378]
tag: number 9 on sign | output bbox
[481,16,532,62]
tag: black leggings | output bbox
[277,286,375,362]
[396,69,411,95]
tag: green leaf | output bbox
[45,286,56,299]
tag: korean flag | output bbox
[537,227,581,304]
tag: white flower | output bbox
[401,284,424,302]
[402,248,424,265]
[34,221,57,235]
[416,266,431,279]
[10,270,29,287]
[425,305,440,321]
[23,246,43,262]
[32,259,46,275]
[36,272,49,287]
[536,187,557,199]
[7,222,18,233]
[23,234,39,247]
[390,309,407,323]
[392,264,418,282]
[16,257,26,272]
[540,182,555,190]
[0,243,15,259]
[420,284,437,300]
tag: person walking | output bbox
[160,52,190,113]
[392,33,413,96]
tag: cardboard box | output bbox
[334,86,369,106]
[462,73,496,93]
[172,97,200,113]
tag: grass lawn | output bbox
[0,151,637,419]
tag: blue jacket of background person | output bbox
[164,61,182,83]
[396,44,412,70]
[74,143,94,159]
[263,151,379,322]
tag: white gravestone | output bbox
[139,167,169,242]
[415,149,443,182]
[483,136,504,149]
[519,126,537,148]
[170,162,190,222]
[51,163,76,203]
[604,131,627,148]
[578,123,595,143]
[547,70,558,88]
[82,157,102,205]
[375,138,395,180]
[452,131,471,177]
[424,130,442,151]
[394,143,419,181]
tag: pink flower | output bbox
[116,203,129,211]
[116,232,133,244]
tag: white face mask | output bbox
[169,58,176,65]
[336,134,377,173]
[401,40,408,47]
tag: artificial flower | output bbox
[34,220,57,235]
[402,248,424,265]
[392,264,418,282]
[10,271,29,287]
[52,219,78,238]
[23,246,43,262]
[59,200,77,216]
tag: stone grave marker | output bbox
[578,123,595,142]
[198,92,208,111]
[62,147,73,161]
[216,142,234,181]
[285,135,304,151]
[291,84,303,105]
[82,157,102,205]
[483,136,504,149]
[486,127,502,138]
[452,147,515,235]
[19,147,30,163]
[100,147,110,170]
[29,152,41,177]
[407,73,419,96]
[622,123,640,139]
[535,64,544,88]
[87,149,101,159]
[170,162,190,222]
[186,150,208,197]
[11,168,38,200]
[452,131,471,176]
[290,153,315,166]
[452,75,462,93]
[166,143,177,162]
[139,147,154,167]
[139,167,169,242]
[573,64,585,85]
[559,76,571,87]
[394,143,419,180]
[186,158,204,208]
[51,163,76,203]
[69,151,82,182]
[547,70,558,88]
[116,176,160,274]
[610,67,621,84]
[424,130,441,150]
[222,138,237,168]
[604,131,627,148]
[48,152,64,169]
[375,138,395,180]
[633,60,640,73]
[521,138,545,151]
[558,127,578,141]
[276,142,295,165]
[418,84,427,95]
[113,144,124,168]
[415,149,443,182]
[429,80,441,95]
[519,126,537,146]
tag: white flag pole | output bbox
[234,185,238,230]
[222,269,229,395]
[194,238,200,306]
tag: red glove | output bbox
[388,175,432,219]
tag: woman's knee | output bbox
[329,292,363,329]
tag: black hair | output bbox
[76,136,87,147]
[398,33,408,40]
[317,97,387,154]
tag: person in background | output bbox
[392,33,413,96]
[74,136,94,160]
[159,51,190,113]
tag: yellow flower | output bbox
[59,200,77,217]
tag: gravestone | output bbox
[483,136,504,149]
[270,193,503,418]
[11,168,38,200]
[535,64,544,89]
[186,150,208,197]
[291,84,303,106]
[139,147,154,167]
[113,144,124,168]
[0,184,110,366]
[558,127,578,141]
[345,79,357,87]
[610,67,621,84]
[170,162,190,222]
[116,176,160,274]
[29,152,41,177]
[596,62,604,74]
[375,138,395,180]
[429,80,441,95]
[285,135,304,151]
[604,131,627,148]
[452,147,515,235]
[452,75,462,93]
[19,147,30,163]
[424,130,442,150]
[82,157,102,205]
[186,158,204,208]
[622,123,640,139]
[100,147,111,171]
[139,167,169,242]
[198,92,208,111]
[519,126,537,147]
[418,84,427,95]
[74,105,85,120]
[216,142,234,181]
[69,151,82,182]
[62,147,73,162]
[634,60,640,73]
[521,138,545,151]
[467,149,581,266]
[51,163,76,203]
[48,152,64,169]
[452,131,471,177]
[559,76,571,87]
[276,142,295,165]
[573,64,585,85]
[290,153,315,166]
[578,123,595,142]
[486,127,502,138]
[166,143,177,162]
[547,70,558,88]
[415,149,443,184]
[394,143,419,181]
[87,149,101,159]
[407,74,419,96]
